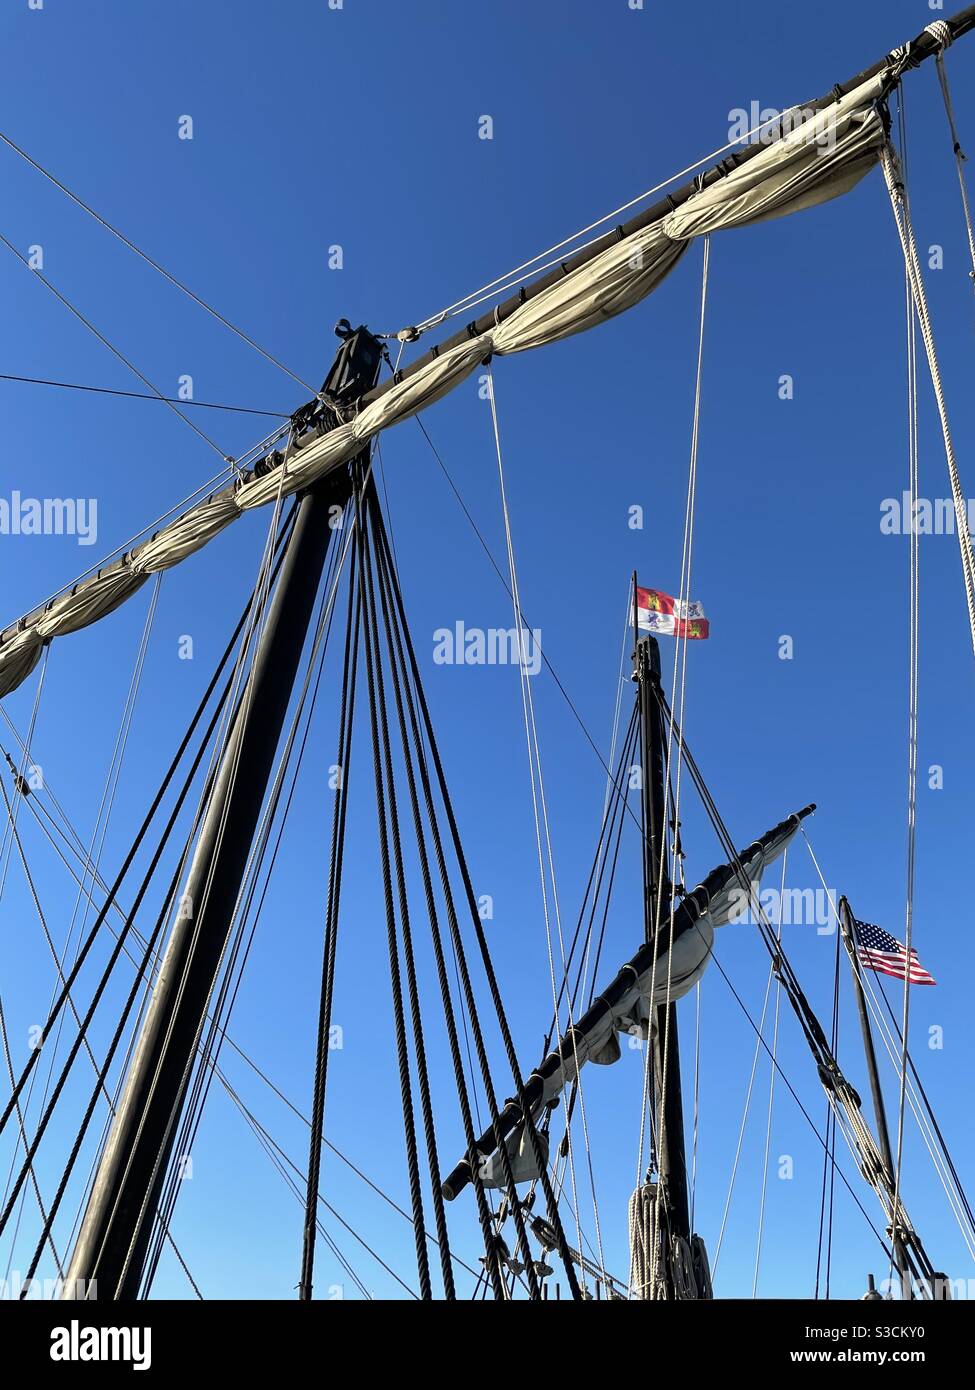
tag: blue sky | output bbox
[1,0,974,1300]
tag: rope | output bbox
[752,848,786,1297]
[353,471,432,1301]
[645,232,711,1298]
[0,372,291,417]
[299,546,360,1299]
[485,364,603,1289]
[370,510,514,1299]
[891,88,921,1296]
[0,512,297,1223]
[370,499,580,1299]
[801,831,975,1264]
[933,54,975,285]
[0,228,232,462]
[406,102,816,338]
[880,138,975,666]
[0,128,317,394]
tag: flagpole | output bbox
[838,896,912,1296]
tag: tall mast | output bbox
[64,327,383,1301]
[837,895,912,1296]
[634,617,691,1249]
[629,574,702,1298]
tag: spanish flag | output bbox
[635,586,710,640]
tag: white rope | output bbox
[409,105,810,337]
[801,831,975,1265]
[578,594,633,1010]
[934,54,975,285]
[881,140,975,665]
[485,363,605,1289]
[711,956,778,1276]
[752,847,787,1297]
[891,97,921,1291]
[646,233,710,1296]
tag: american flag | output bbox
[853,919,936,986]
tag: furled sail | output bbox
[0,77,886,700]
[441,804,815,1200]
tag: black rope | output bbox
[352,467,432,1300]
[0,509,298,1266]
[0,373,291,417]
[144,507,350,1296]
[369,489,546,1299]
[0,504,298,1149]
[362,503,458,1299]
[299,536,361,1300]
[370,498,513,1301]
[648,690,896,1263]
[368,492,580,1300]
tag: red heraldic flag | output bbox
[635,586,710,640]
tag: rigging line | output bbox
[0,129,318,395]
[17,575,161,1214]
[0,780,64,1281]
[689,980,701,1235]
[0,645,48,900]
[933,48,975,284]
[368,496,580,1299]
[416,416,655,863]
[359,501,458,1301]
[891,86,921,1298]
[6,746,465,1289]
[0,230,231,462]
[20,495,307,1296]
[485,364,601,1287]
[710,950,779,1276]
[647,233,710,1298]
[0,502,293,1167]
[0,372,289,414]
[143,528,350,1296]
[0,500,297,917]
[0,373,292,418]
[0,463,237,640]
[577,599,635,1013]
[0,579,158,1274]
[145,529,348,1294]
[880,138,975,665]
[225,1078,412,1301]
[300,542,360,1302]
[0,767,201,1301]
[236,1093,374,1301]
[369,504,492,1300]
[648,701,899,1262]
[800,832,975,1260]
[12,510,285,1287]
[370,512,512,1299]
[353,473,433,1302]
[218,1063,484,1284]
[370,408,491,1166]
[408,103,810,335]
[752,847,788,1298]
[818,920,842,1299]
[106,474,299,1298]
[0,649,53,1272]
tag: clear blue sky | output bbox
[1,0,974,1301]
